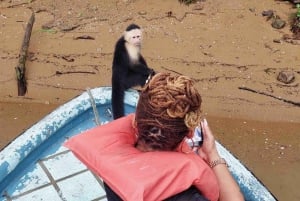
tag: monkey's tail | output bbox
[111,85,125,120]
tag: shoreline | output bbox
[1,0,300,200]
[2,96,300,150]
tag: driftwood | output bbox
[55,71,96,75]
[238,86,300,107]
[15,12,35,96]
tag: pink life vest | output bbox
[64,113,219,201]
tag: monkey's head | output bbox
[124,24,143,47]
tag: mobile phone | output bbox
[193,126,203,147]
[186,126,203,147]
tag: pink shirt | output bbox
[65,114,219,201]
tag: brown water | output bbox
[1,0,300,200]
[1,102,299,200]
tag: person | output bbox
[65,72,244,201]
[197,119,244,201]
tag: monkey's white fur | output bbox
[124,28,142,63]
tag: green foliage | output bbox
[290,4,300,33]
[289,4,300,24]
[296,4,300,18]
[178,0,198,6]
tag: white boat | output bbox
[0,87,277,201]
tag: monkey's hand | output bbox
[145,68,156,84]
[148,68,156,76]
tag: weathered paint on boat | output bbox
[0,87,277,201]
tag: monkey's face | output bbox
[124,29,142,47]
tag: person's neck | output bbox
[135,141,154,152]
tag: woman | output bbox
[65,72,244,201]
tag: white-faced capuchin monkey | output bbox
[111,24,155,120]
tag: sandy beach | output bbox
[1,0,300,200]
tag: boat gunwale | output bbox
[0,87,139,184]
[0,87,277,200]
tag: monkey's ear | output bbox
[123,31,131,43]
[124,31,129,42]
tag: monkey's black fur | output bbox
[126,23,140,31]
[111,24,154,120]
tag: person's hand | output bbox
[196,119,220,163]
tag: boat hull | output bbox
[0,87,277,201]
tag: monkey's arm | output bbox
[129,63,154,75]
[129,55,155,75]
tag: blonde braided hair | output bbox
[135,72,202,151]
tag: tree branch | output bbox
[15,12,35,96]
[238,86,300,107]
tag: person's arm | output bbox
[197,119,244,201]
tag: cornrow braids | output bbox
[135,72,202,151]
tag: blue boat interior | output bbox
[0,103,134,201]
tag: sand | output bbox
[0,0,300,200]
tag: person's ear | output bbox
[186,130,194,139]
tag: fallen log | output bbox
[15,12,35,96]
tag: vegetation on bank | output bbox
[178,0,197,5]
[290,4,300,37]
